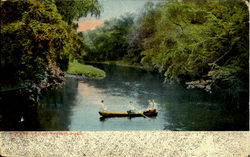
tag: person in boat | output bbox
[146,99,157,111]
[127,101,137,114]
[101,100,107,112]
[152,99,157,110]
[147,100,153,110]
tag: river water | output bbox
[38,64,248,131]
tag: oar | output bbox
[128,102,147,118]
[135,106,147,118]
[138,111,146,118]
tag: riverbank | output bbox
[67,60,106,79]
[85,59,154,72]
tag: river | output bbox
[38,64,248,131]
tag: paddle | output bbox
[128,101,147,118]
[135,106,147,118]
[138,111,147,118]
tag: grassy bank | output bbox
[67,60,106,79]
[86,58,154,71]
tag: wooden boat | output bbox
[99,109,157,118]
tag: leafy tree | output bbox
[55,0,101,25]
[126,2,159,63]
[0,0,101,88]
[83,14,134,61]
[136,1,249,92]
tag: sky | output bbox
[79,0,162,22]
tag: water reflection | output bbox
[38,64,248,131]
[38,78,79,130]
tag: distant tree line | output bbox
[82,14,134,61]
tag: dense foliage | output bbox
[138,1,249,98]
[55,0,101,25]
[0,0,100,89]
[83,1,249,98]
[138,1,248,84]
[83,14,134,61]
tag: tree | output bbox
[0,0,101,88]
[55,0,101,25]
[126,0,248,98]
[83,15,134,61]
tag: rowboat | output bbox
[99,109,157,118]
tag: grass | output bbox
[86,59,154,71]
[86,56,150,70]
[67,60,106,79]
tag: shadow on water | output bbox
[0,78,79,131]
[1,63,248,131]
[85,63,166,104]
[38,78,79,131]
[0,89,40,131]
[99,116,157,122]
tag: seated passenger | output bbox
[127,101,136,114]
[101,100,107,112]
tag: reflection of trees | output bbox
[0,78,79,131]
[0,89,40,131]
[86,63,165,100]
[38,78,79,130]
[160,91,249,131]
[85,64,248,131]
